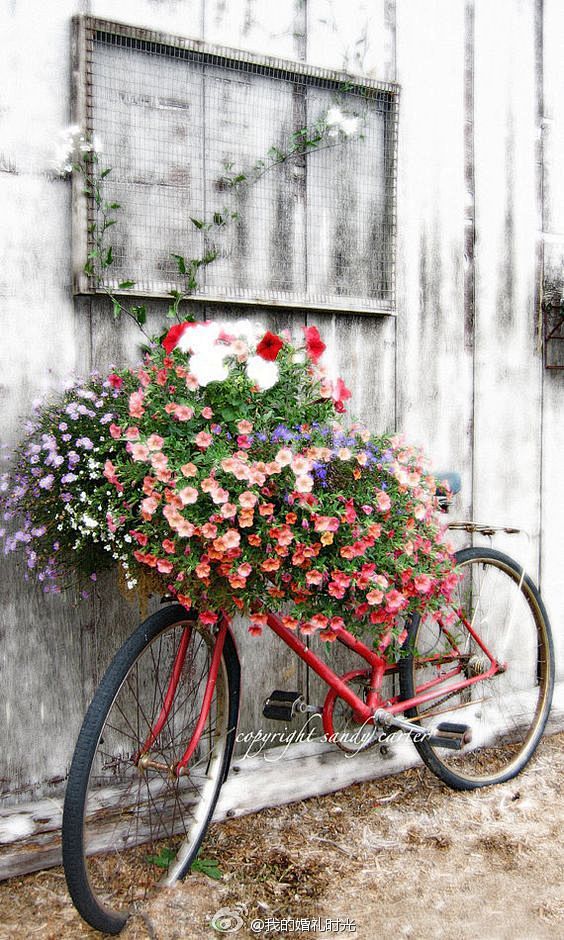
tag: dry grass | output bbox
[0,733,563,939]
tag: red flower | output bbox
[256,330,284,362]
[333,377,352,413]
[162,321,195,354]
[199,610,218,625]
[303,326,326,363]
[108,373,123,390]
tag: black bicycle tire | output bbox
[399,546,554,791]
[62,604,240,935]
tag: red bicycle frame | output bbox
[139,604,502,776]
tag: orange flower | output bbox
[180,462,198,477]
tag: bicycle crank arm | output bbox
[373,709,431,739]
[373,711,472,750]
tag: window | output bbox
[72,16,399,315]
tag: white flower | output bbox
[246,355,279,391]
[81,515,98,529]
[189,349,230,386]
[232,319,264,347]
[177,321,220,354]
[340,115,360,137]
[325,107,360,138]
[326,106,345,128]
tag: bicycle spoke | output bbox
[74,614,232,921]
[402,549,553,787]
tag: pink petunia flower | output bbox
[195,431,213,448]
[130,443,150,462]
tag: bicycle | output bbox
[61,474,555,934]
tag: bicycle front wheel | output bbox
[62,604,240,934]
[399,547,554,790]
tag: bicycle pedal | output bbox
[429,722,472,750]
[263,690,303,721]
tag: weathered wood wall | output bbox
[0,0,562,863]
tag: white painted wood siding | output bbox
[0,0,562,880]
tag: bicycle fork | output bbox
[135,615,229,777]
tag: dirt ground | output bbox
[1,733,563,940]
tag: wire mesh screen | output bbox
[76,17,399,314]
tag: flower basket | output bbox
[1,320,457,655]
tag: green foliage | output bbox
[191,857,223,880]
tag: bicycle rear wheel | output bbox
[63,604,240,934]
[399,547,554,790]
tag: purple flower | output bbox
[61,493,72,502]
[62,434,72,443]
[31,526,46,537]
[59,422,68,432]
[38,474,54,490]
[76,437,94,450]
[99,413,114,424]
[61,473,77,484]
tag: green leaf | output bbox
[104,246,113,267]
[171,253,187,275]
[112,299,122,320]
[108,202,121,210]
[100,168,112,178]
[191,857,222,880]
[202,249,218,266]
[118,280,136,290]
[132,305,147,325]
[213,212,225,226]
[190,217,205,230]
[147,846,176,869]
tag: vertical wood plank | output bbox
[307,0,395,81]
[0,0,94,806]
[305,4,397,702]
[541,0,564,676]
[472,0,542,575]
[204,0,306,60]
[395,0,472,544]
